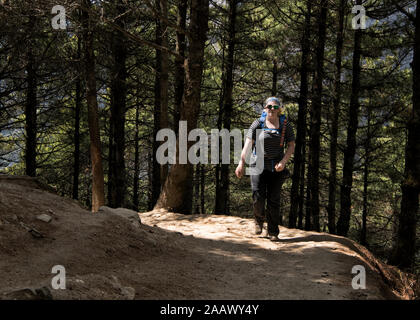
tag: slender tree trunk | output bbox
[82,0,105,212]
[297,138,306,229]
[133,99,140,211]
[147,149,153,210]
[337,0,363,236]
[308,0,327,232]
[108,0,127,208]
[160,0,169,185]
[25,44,37,177]
[154,0,209,213]
[289,0,311,228]
[215,0,237,215]
[214,26,225,214]
[327,0,346,234]
[337,38,362,232]
[361,105,371,246]
[25,12,37,178]
[305,144,312,231]
[174,0,187,136]
[389,0,420,270]
[73,36,82,200]
[151,0,163,207]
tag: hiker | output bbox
[235,97,295,241]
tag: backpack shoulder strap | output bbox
[252,115,265,155]
[258,111,267,128]
[280,116,287,148]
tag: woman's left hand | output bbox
[275,161,285,172]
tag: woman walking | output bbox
[235,97,295,241]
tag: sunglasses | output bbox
[265,104,280,110]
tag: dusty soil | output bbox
[0,175,417,300]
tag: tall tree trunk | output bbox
[133,99,140,211]
[160,0,169,185]
[337,0,363,236]
[305,144,312,231]
[147,149,153,210]
[289,0,311,228]
[389,0,420,270]
[361,105,371,246]
[151,0,163,208]
[25,42,37,177]
[297,138,306,229]
[154,0,209,213]
[174,0,187,136]
[73,36,82,200]
[82,0,105,212]
[215,0,237,215]
[327,0,346,234]
[214,26,226,214]
[173,0,194,213]
[108,0,127,208]
[308,0,328,232]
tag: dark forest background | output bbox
[0,0,419,273]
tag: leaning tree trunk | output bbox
[154,0,209,213]
[308,0,328,232]
[82,0,105,212]
[215,0,237,215]
[108,0,127,208]
[289,0,311,228]
[389,0,420,270]
[337,0,362,236]
[327,0,346,235]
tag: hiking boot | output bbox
[261,228,268,238]
[269,235,279,242]
[254,222,263,235]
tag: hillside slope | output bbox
[0,175,417,299]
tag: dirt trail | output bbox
[140,210,409,300]
[0,175,416,300]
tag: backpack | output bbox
[252,111,288,155]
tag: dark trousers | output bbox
[251,169,287,236]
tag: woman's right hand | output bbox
[235,163,245,179]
